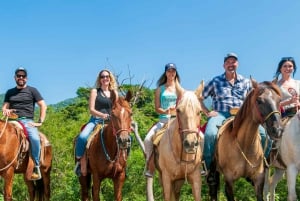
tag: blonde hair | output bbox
[95,69,118,91]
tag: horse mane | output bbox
[177,91,200,113]
[232,81,281,137]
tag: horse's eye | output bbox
[256,99,263,105]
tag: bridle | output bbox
[100,107,131,163]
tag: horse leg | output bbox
[146,177,154,201]
[268,168,285,201]
[113,172,126,201]
[91,174,101,201]
[41,170,51,201]
[23,178,35,201]
[253,173,265,201]
[188,172,202,201]
[3,167,15,201]
[207,160,219,201]
[174,180,184,201]
[286,165,298,201]
[79,174,91,201]
[161,173,172,201]
[224,179,235,201]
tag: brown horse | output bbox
[208,80,283,201]
[0,119,52,201]
[78,91,132,201]
[146,83,204,201]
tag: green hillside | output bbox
[0,85,296,201]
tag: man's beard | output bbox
[16,80,26,87]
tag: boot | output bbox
[144,141,153,177]
[31,166,42,180]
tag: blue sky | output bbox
[1,1,300,104]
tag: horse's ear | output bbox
[272,77,278,84]
[195,80,204,99]
[125,90,133,102]
[111,90,118,104]
[250,76,258,88]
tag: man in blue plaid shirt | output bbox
[199,53,270,178]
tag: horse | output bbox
[146,82,204,201]
[0,118,52,201]
[264,111,300,201]
[208,79,283,201]
[78,91,133,201]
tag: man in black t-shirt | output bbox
[2,67,47,180]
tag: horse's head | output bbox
[251,79,283,140]
[110,92,132,150]
[176,90,202,154]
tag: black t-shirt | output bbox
[4,86,44,119]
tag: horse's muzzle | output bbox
[183,133,199,154]
[267,126,283,141]
[117,134,131,149]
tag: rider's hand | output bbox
[207,110,218,117]
[2,109,16,117]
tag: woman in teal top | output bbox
[144,63,183,177]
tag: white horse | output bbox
[264,111,300,201]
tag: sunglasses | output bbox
[281,57,294,61]
[100,75,110,79]
[16,74,27,78]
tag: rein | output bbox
[100,114,131,163]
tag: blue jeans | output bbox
[203,112,271,169]
[75,116,103,158]
[19,119,40,166]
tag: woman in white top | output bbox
[274,57,300,117]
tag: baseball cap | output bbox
[165,63,177,71]
[224,53,238,62]
[15,67,27,76]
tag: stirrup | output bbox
[30,166,42,180]
[201,161,208,176]
[74,161,81,177]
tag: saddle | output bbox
[75,123,106,176]
[152,120,174,146]
[8,120,51,180]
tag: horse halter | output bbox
[110,108,132,149]
[254,90,281,124]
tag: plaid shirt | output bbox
[203,73,252,113]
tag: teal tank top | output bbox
[159,85,177,120]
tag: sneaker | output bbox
[31,166,42,180]
[201,170,207,176]
[144,170,153,177]
[74,161,81,177]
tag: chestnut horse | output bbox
[0,119,52,201]
[78,91,132,201]
[208,80,283,201]
[264,111,300,201]
[146,83,204,201]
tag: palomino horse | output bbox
[78,91,132,201]
[146,83,204,201]
[208,80,283,201]
[0,118,52,201]
[264,111,300,201]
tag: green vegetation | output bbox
[0,85,298,201]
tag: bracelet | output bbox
[38,119,44,124]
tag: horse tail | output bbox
[35,179,45,200]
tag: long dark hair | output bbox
[274,57,297,79]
